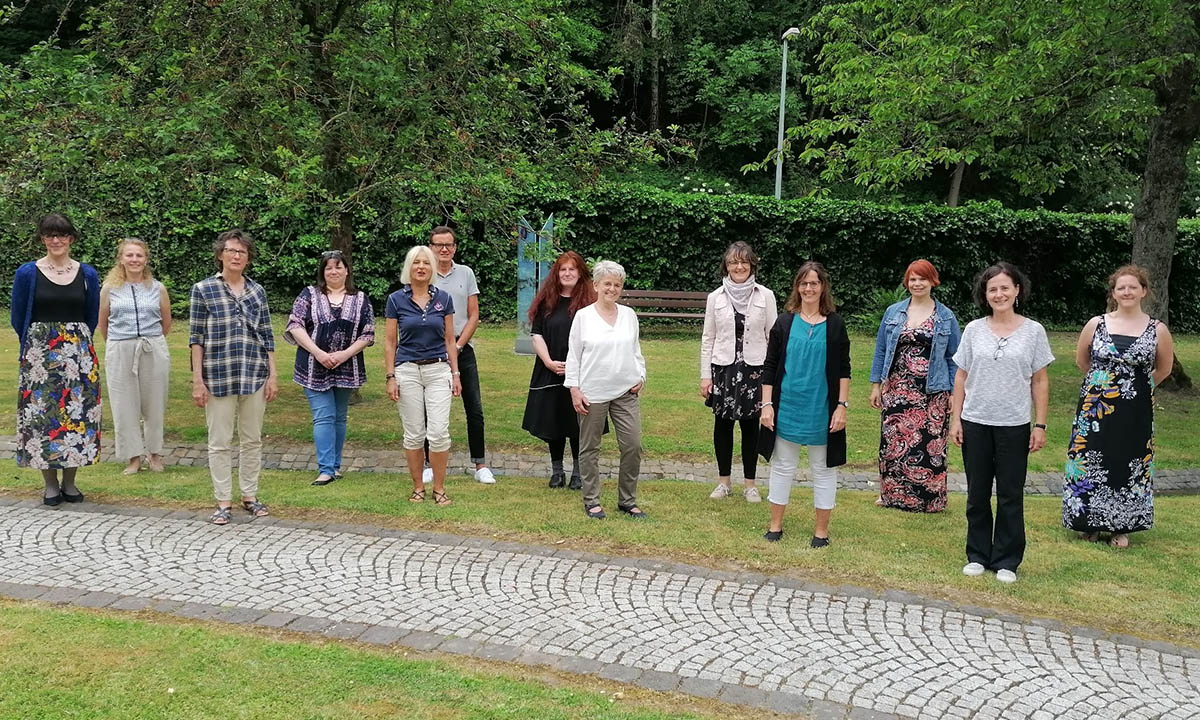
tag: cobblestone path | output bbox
[1,499,1197,720]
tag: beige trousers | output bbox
[578,390,642,508]
[105,336,170,461]
[204,387,266,502]
[395,362,453,451]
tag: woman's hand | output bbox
[830,405,847,432]
[315,349,337,369]
[630,381,644,395]
[551,360,566,375]
[699,378,712,399]
[1029,426,1047,453]
[192,380,208,408]
[571,387,590,415]
[325,350,347,368]
[760,405,775,430]
[868,383,884,410]
[264,375,278,402]
[386,377,399,402]
[950,419,963,447]
[452,374,462,397]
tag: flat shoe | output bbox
[618,505,648,519]
[584,503,606,519]
[43,494,63,507]
[568,475,582,491]
[548,472,566,489]
[61,490,84,503]
[763,529,783,542]
[810,535,830,548]
[311,474,336,486]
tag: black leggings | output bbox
[548,435,580,464]
[713,416,759,479]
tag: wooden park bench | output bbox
[619,289,708,320]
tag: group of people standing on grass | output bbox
[11,213,1175,581]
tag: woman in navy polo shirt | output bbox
[384,245,462,506]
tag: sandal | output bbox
[432,489,452,507]
[1109,534,1130,549]
[409,489,426,503]
[618,504,648,520]
[210,506,233,525]
[241,499,269,518]
[584,503,606,519]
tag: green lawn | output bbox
[0,602,756,720]
[1,321,1198,473]
[4,460,1198,650]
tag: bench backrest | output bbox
[619,289,708,320]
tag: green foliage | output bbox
[848,284,908,333]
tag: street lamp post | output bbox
[775,27,802,200]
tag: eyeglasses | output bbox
[431,242,456,249]
[223,247,249,256]
[43,234,73,241]
[993,336,1009,360]
[320,250,345,259]
[798,281,822,288]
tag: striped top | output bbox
[106,280,166,340]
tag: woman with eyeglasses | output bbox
[10,213,102,505]
[757,261,851,546]
[284,250,376,486]
[950,262,1053,584]
[700,241,776,503]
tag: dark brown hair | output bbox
[784,261,836,315]
[37,213,77,240]
[316,250,356,294]
[429,225,457,242]
[528,251,596,322]
[212,229,255,271]
[719,241,760,279]
[972,261,1030,315]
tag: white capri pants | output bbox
[105,335,170,460]
[395,361,453,452]
[767,438,838,509]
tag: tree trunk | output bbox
[1131,60,1200,391]
[648,0,660,130]
[946,160,965,207]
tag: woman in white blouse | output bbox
[565,260,647,520]
[97,238,172,474]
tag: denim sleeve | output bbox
[869,312,890,383]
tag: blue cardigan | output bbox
[10,261,101,351]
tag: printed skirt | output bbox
[17,321,102,469]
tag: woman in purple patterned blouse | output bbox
[285,250,376,486]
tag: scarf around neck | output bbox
[722,274,756,315]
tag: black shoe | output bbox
[568,474,582,490]
[763,529,783,542]
[311,474,337,486]
[584,503,606,519]
[811,535,830,548]
[61,490,84,503]
[618,504,648,519]
[43,494,63,507]
[548,472,566,488]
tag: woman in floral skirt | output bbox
[10,213,102,505]
[1062,264,1174,548]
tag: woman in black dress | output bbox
[1062,264,1174,548]
[522,251,597,488]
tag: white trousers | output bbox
[105,336,170,460]
[767,438,838,510]
[204,388,266,502]
[395,362,453,451]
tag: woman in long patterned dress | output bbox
[869,260,961,512]
[9,213,102,505]
[1062,265,1174,548]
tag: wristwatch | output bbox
[837,400,849,409]
[1034,423,1047,430]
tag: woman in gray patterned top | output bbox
[98,238,172,475]
[950,262,1053,584]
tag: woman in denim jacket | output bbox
[869,259,961,512]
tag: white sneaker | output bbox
[962,562,986,577]
[709,483,731,499]
[743,486,762,503]
[996,569,1017,584]
[421,467,433,483]
[474,467,496,484]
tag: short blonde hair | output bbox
[400,245,437,284]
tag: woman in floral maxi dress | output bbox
[1062,265,1174,548]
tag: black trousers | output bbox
[713,416,759,479]
[962,420,1030,572]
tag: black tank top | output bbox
[32,267,87,323]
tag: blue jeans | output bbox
[305,387,353,475]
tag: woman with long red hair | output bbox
[521,251,597,488]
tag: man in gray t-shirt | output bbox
[429,225,495,484]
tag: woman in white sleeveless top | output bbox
[98,238,172,474]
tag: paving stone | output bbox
[287,615,335,633]
[597,662,643,683]
[211,606,268,624]
[0,582,49,600]
[255,611,300,628]
[638,669,681,692]
[678,676,725,698]
[74,591,121,608]
[358,625,410,646]
[108,595,154,611]
[324,622,370,639]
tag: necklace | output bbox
[799,310,822,338]
[41,259,74,276]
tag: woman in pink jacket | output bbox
[700,242,778,502]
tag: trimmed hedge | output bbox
[4,184,1198,332]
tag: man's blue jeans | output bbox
[305,387,353,475]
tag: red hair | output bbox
[903,259,940,287]
[528,251,596,322]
